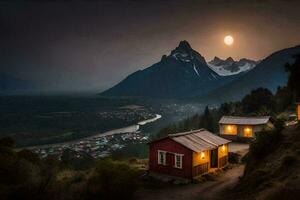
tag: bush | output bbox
[228,152,240,164]
[85,159,139,200]
[241,152,249,164]
[281,154,297,167]
[250,131,281,158]
[250,123,282,159]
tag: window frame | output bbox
[174,153,184,169]
[157,150,166,165]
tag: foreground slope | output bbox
[224,124,300,200]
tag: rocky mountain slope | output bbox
[201,45,300,103]
[100,41,243,98]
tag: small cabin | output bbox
[148,129,230,180]
[219,116,273,141]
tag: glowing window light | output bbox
[225,125,237,135]
[244,127,252,137]
[200,152,205,159]
[222,145,226,152]
[227,125,232,131]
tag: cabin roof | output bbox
[219,116,270,125]
[168,129,230,152]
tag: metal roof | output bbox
[168,129,230,152]
[219,116,270,125]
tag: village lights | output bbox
[201,152,205,159]
[222,145,226,152]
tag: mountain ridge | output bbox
[100,41,245,98]
[207,56,258,76]
[200,44,300,103]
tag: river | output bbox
[24,114,162,150]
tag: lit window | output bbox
[174,154,183,169]
[158,150,166,165]
[200,152,205,159]
[244,126,253,137]
[222,145,226,152]
[224,125,237,135]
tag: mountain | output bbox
[100,41,242,98]
[207,56,258,76]
[201,45,300,103]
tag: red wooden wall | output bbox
[149,137,193,179]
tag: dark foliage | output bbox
[285,54,300,100]
[0,138,139,200]
[241,88,275,115]
[155,106,221,139]
[248,118,284,159]
[155,86,291,139]
[85,159,139,200]
[228,152,240,164]
[249,127,282,159]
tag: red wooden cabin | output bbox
[148,129,230,180]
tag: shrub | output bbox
[249,117,284,159]
[228,152,240,164]
[281,154,297,167]
[85,159,139,200]
[240,152,249,164]
[250,130,282,159]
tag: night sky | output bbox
[1,0,300,92]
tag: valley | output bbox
[0,95,205,158]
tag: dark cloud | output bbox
[0,0,300,92]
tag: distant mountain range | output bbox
[207,56,258,76]
[100,41,244,98]
[101,41,300,100]
[201,44,300,103]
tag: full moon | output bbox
[224,35,234,46]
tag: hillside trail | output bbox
[136,143,248,200]
[136,164,245,200]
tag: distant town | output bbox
[32,130,150,159]
[26,102,204,160]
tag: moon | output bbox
[224,35,234,46]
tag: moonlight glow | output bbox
[224,35,234,46]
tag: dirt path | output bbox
[136,164,245,200]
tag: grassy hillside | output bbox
[223,124,300,200]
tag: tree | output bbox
[241,88,275,115]
[285,54,300,101]
[85,159,138,200]
[201,106,214,132]
[275,86,293,112]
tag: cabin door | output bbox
[166,152,174,172]
[210,149,218,168]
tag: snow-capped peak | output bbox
[170,40,207,65]
[207,57,258,76]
